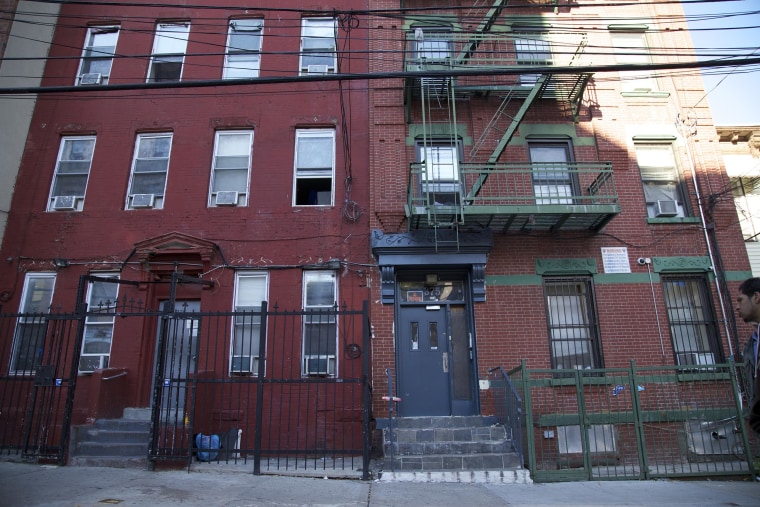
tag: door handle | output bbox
[442,352,449,373]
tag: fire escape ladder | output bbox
[469,89,516,162]
[465,74,550,202]
[457,0,507,64]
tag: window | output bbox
[223,19,263,79]
[413,26,452,62]
[635,143,687,218]
[417,141,462,206]
[302,271,337,376]
[515,31,551,86]
[293,129,335,206]
[300,18,336,74]
[544,277,601,370]
[10,273,56,374]
[209,130,253,207]
[79,274,119,373]
[147,23,190,82]
[77,26,119,85]
[529,142,575,205]
[47,136,96,211]
[611,31,657,93]
[661,275,721,368]
[731,177,760,242]
[231,273,267,376]
[126,133,172,209]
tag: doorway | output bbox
[396,278,477,416]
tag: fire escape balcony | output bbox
[404,30,592,121]
[406,161,620,233]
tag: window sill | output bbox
[646,217,701,224]
[621,91,670,99]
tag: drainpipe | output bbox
[676,112,734,357]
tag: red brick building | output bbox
[0,0,370,466]
[367,1,752,422]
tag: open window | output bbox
[293,129,335,206]
[634,141,688,218]
[147,23,190,82]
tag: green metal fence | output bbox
[506,360,759,482]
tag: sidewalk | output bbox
[1,461,759,507]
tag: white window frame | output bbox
[417,141,462,206]
[10,273,56,374]
[126,133,172,210]
[76,25,119,85]
[514,30,551,87]
[634,142,687,218]
[208,130,253,207]
[301,271,338,377]
[611,31,658,93]
[292,129,335,206]
[223,19,263,79]
[529,141,575,205]
[147,23,190,83]
[79,273,119,373]
[47,136,96,212]
[231,272,268,376]
[299,18,337,75]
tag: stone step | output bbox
[76,426,150,445]
[385,452,522,472]
[74,441,149,457]
[390,416,488,429]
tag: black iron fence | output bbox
[488,366,524,467]
[0,297,372,478]
[502,360,759,482]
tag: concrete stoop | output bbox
[69,407,151,469]
[380,416,529,483]
[377,468,533,484]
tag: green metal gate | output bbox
[507,360,758,482]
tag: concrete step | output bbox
[70,408,152,468]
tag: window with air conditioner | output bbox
[10,273,56,374]
[299,18,336,75]
[47,136,95,212]
[223,19,263,79]
[661,275,722,369]
[610,30,659,94]
[302,271,337,377]
[635,143,688,218]
[544,277,602,371]
[147,23,190,83]
[77,26,119,86]
[231,272,267,376]
[417,141,462,206]
[293,129,335,206]
[209,130,252,207]
[79,273,119,373]
[126,133,171,210]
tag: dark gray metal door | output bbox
[398,305,451,416]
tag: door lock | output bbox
[442,352,449,373]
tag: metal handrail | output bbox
[489,365,524,468]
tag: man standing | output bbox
[737,277,760,433]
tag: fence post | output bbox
[575,369,591,479]
[628,359,649,479]
[520,359,537,475]
[253,301,268,476]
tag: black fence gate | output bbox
[151,301,372,479]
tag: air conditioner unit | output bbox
[231,355,259,375]
[52,195,77,210]
[304,355,336,376]
[131,193,155,208]
[654,200,678,217]
[215,191,239,206]
[306,64,329,74]
[79,73,103,85]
